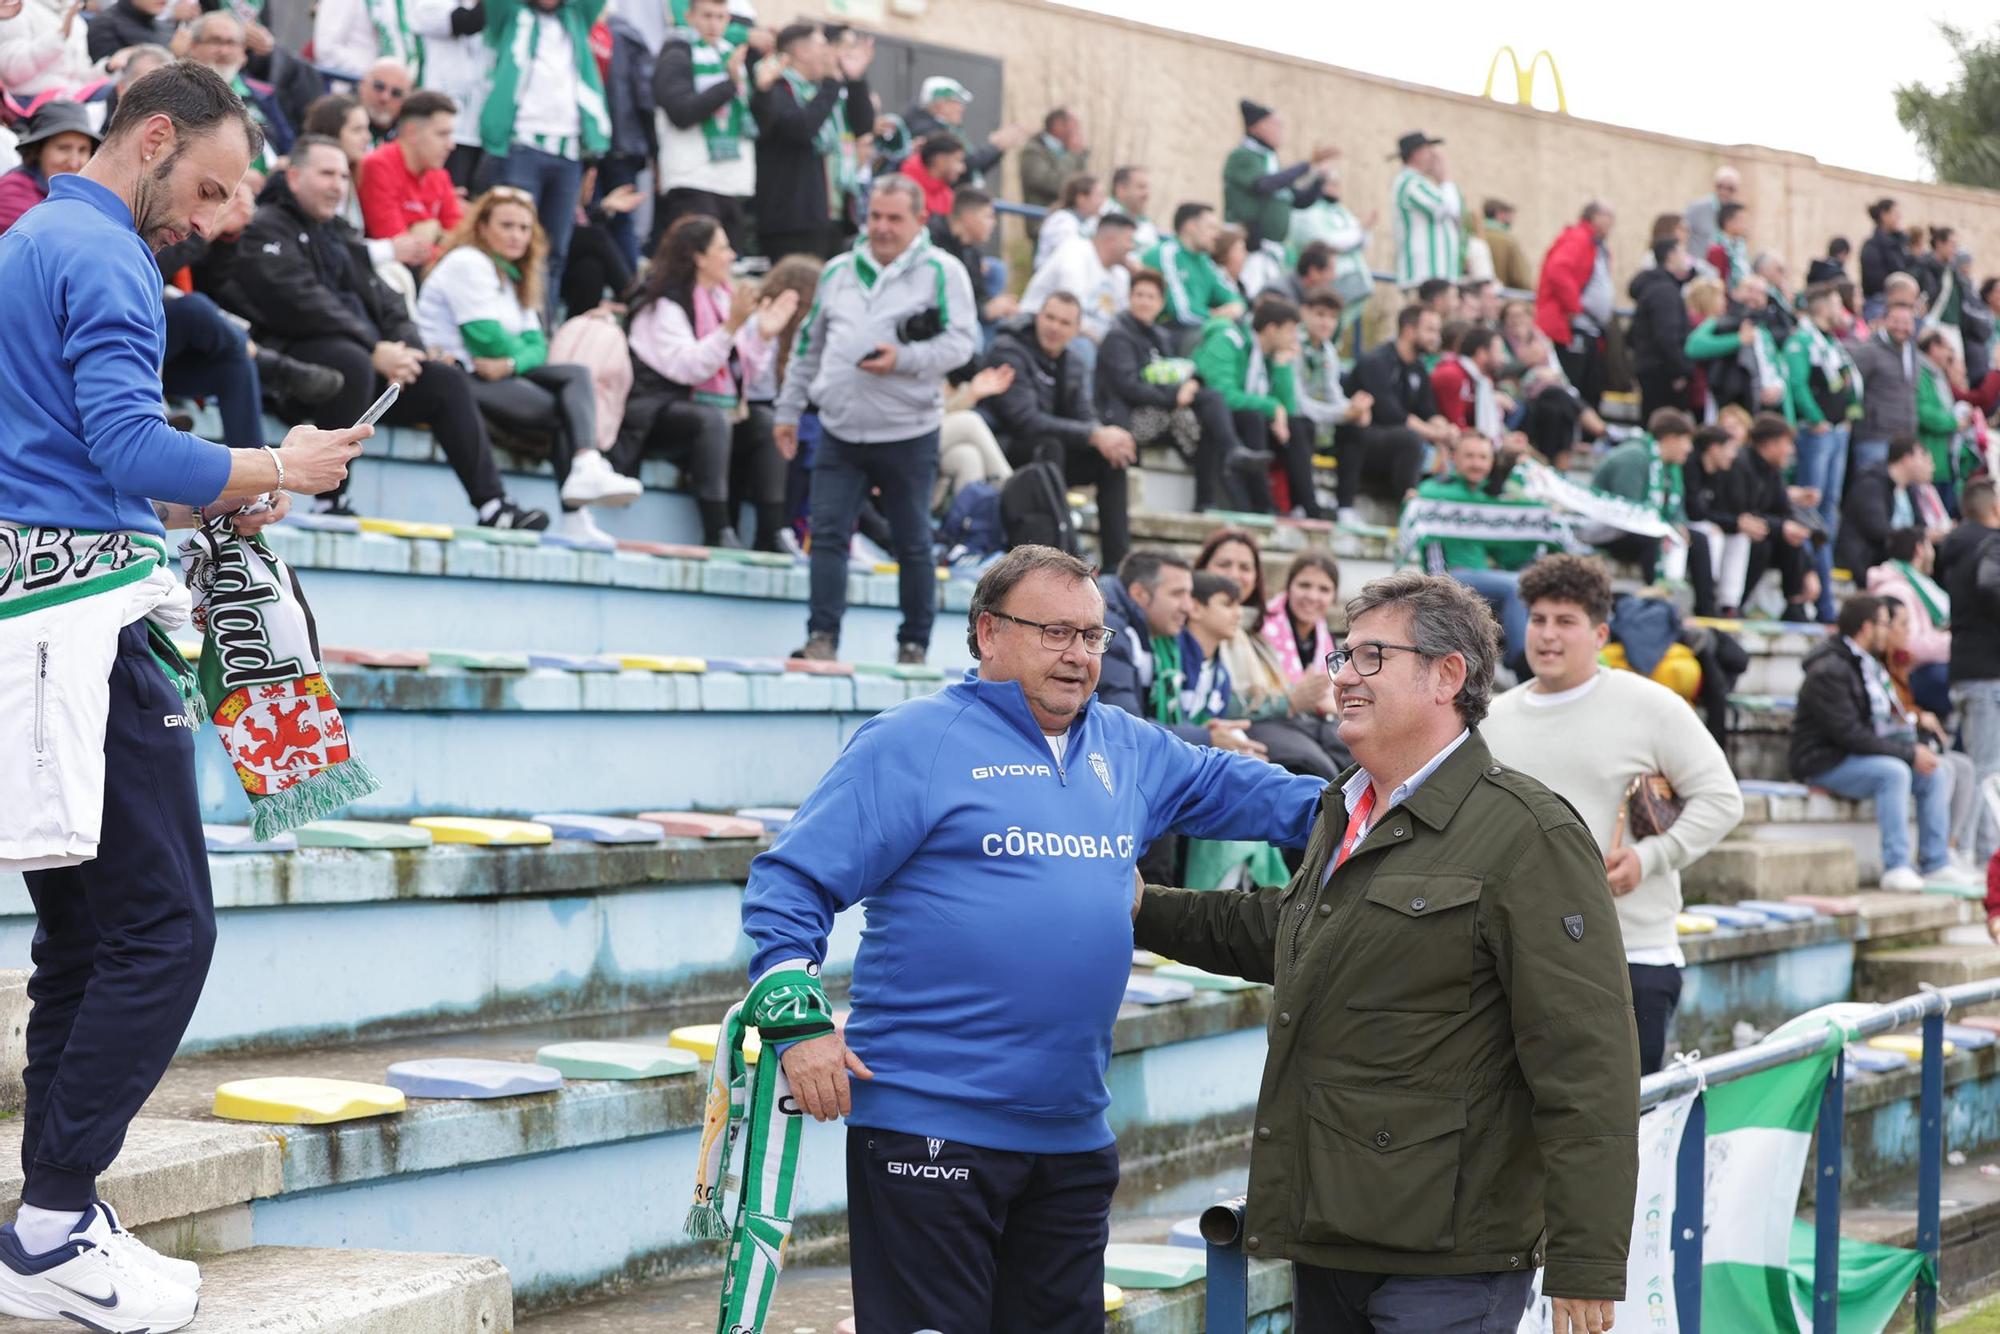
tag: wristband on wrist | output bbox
[266,445,285,491]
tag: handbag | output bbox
[1624,773,1684,839]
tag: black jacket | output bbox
[1945,522,2000,685]
[86,1,172,61]
[1626,266,1691,379]
[1861,226,1917,300]
[1684,458,1741,532]
[1095,311,1180,428]
[1343,339,1436,428]
[1806,256,1846,286]
[1721,446,1790,528]
[903,102,1001,177]
[606,16,658,160]
[1836,464,1899,578]
[1790,637,1916,780]
[221,174,417,353]
[928,215,988,313]
[750,72,872,235]
[977,316,1097,459]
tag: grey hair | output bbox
[115,43,174,86]
[870,172,928,216]
[1344,572,1500,728]
[967,545,1099,659]
[192,9,242,38]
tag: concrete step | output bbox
[1858,942,2000,1011]
[1682,839,1859,903]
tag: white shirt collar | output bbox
[1340,729,1471,820]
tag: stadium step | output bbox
[1858,943,2000,1012]
[1735,781,1889,886]
[0,1246,512,1334]
[1682,839,1859,902]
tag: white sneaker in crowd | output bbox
[555,508,614,547]
[1335,506,1364,527]
[0,1206,197,1331]
[559,450,643,509]
[776,527,807,560]
[1925,864,1984,891]
[93,1202,199,1293]
[1879,865,1926,893]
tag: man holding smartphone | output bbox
[776,172,977,665]
[0,64,367,1329]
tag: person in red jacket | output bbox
[1536,201,1615,410]
[358,88,463,264]
[898,133,966,220]
[1987,848,2000,941]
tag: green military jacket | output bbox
[1133,730,1639,1300]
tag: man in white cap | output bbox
[899,75,1025,184]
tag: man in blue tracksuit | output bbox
[742,545,1324,1333]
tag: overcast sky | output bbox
[1056,0,1993,185]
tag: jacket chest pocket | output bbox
[1341,872,1484,1013]
[1298,1083,1466,1253]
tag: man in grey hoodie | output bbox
[777,173,978,664]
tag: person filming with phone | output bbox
[776,172,976,665]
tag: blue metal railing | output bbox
[1200,978,2000,1333]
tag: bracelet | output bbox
[265,445,285,492]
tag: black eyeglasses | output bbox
[987,610,1115,655]
[369,79,407,99]
[1327,643,1429,678]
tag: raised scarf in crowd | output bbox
[368,0,423,81]
[781,67,844,164]
[1260,592,1330,685]
[180,515,380,839]
[1457,354,1502,442]
[1394,492,1582,570]
[1892,559,1951,629]
[687,965,837,1334]
[684,34,751,162]
[1799,319,1862,406]
[1516,458,1677,540]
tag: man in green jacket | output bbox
[1917,328,1968,497]
[1684,276,1794,425]
[1143,202,1244,341]
[1223,99,1337,252]
[1404,432,1549,668]
[1588,408,1694,585]
[1193,296,1302,514]
[1135,571,1638,1334]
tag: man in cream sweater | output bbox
[1484,554,1744,1073]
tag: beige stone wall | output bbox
[763,0,2000,290]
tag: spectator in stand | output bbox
[1476,197,1533,292]
[1430,326,1523,454]
[473,0,615,309]
[359,90,463,269]
[1497,299,1593,466]
[1535,201,1615,411]
[357,57,412,146]
[1033,171,1104,271]
[617,213,797,549]
[223,137,548,528]
[410,0,496,191]
[1259,550,1340,694]
[1792,595,1957,892]
[595,4,657,271]
[1097,269,1261,515]
[1861,199,1917,322]
[1210,223,1249,302]
[0,103,96,234]
[897,76,1023,185]
[1294,288,1371,452]
[0,0,93,98]
[1406,430,1544,670]
[1789,283,1863,619]
[310,0,379,79]
[1286,169,1373,333]
[1223,99,1332,252]
[1390,129,1461,289]
[1021,210,1133,369]
[1191,295,1305,513]
[85,0,182,63]
[751,21,872,260]
[1685,274,1791,423]
[1629,238,1694,419]
[1753,253,1798,341]
[1971,276,1999,381]
[1018,106,1086,239]
[1106,165,1158,252]
[652,0,759,250]
[929,186,1015,332]
[1946,480,2000,862]
[1840,437,1944,584]
[1705,201,1751,288]
[1142,202,1242,340]
[1808,237,1852,286]
[1685,426,1749,616]
[1879,590,1979,864]
[1460,278,1503,328]
[1684,164,1739,262]
[1915,227,1966,341]
[1871,527,1955,720]
[418,186,644,545]
[982,294,1136,565]
[186,10,291,173]
[1338,304,1453,523]
[1589,407,1693,585]
[779,175,974,662]
[1724,412,1819,620]
[933,363,1014,517]
[1917,329,1969,508]
[301,92,425,315]
[1254,239,1334,305]
[1485,553,1743,1074]
[900,132,964,222]
[1097,549,1266,754]
[1415,275,1457,325]
[1852,298,1921,472]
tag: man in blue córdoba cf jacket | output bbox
[741,544,1324,1334]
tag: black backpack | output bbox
[999,461,1077,555]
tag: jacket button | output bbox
[1490,766,1502,775]
[1257,1125,1272,1140]
[1410,898,1426,911]
[1246,1236,1260,1252]
[1317,903,1332,916]
[1277,1012,1291,1026]
[1392,827,1404,837]
[1374,1130,1392,1148]
[1509,1255,1521,1267]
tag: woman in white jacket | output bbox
[0,0,94,98]
[419,187,641,544]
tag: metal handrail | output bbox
[1201,976,2000,1334]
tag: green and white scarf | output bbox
[848,231,949,319]
[369,0,423,83]
[781,68,844,163]
[1717,233,1750,286]
[1799,319,1861,403]
[1240,136,1290,203]
[688,965,836,1334]
[683,33,751,163]
[1892,559,1950,628]
[481,5,611,158]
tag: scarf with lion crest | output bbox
[688,965,836,1334]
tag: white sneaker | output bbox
[1925,864,1983,890]
[1335,506,1364,527]
[93,1201,199,1293]
[0,1207,197,1331]
[776,527,806,560]
[1880,865,1926,893]
[559,451,643,509]
[555,507,614,547]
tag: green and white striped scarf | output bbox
[683,33,750,163]
[369,0,422,83]
[1717,233,1751,287]
[688,965,836,1334]
[780,67,843,162]
[481,5,610,159]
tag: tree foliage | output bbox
[1896,23,2000,190]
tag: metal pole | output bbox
[1916,1010,1945,1333]
[1200,1198,1249,1334]
[1671,1095,1707,1333]
[1812,1048,1845,1334]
